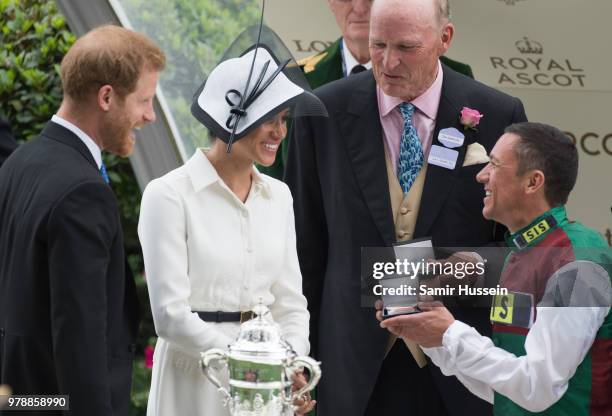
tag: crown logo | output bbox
[515,37,543,54]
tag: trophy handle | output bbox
[200,349,231,401]
[287,356,322,402]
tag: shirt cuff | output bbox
[443,320,474,348]
[422,320,478,375]
[421,321,460,359]
[425,321,474,356]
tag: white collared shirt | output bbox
[51,114,103,169]
[423,305,609,412]
[377,60,444,170]
[341,38,372,76]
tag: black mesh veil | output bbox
[191,22,327,151]
[220,24,313,93]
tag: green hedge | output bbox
[0,0,74,140]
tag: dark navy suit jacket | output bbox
[0,122,139,415]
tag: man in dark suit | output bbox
[285,0,527,415]
[260,0,473,179]
[0,116,18,169]
[0,25,165,415]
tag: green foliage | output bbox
[0,0,75,140]
[103,153,145,274]
[129,337,156,416]
[129,359,153,415]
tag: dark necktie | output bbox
[350,65,366,75]
[100,161,110,184]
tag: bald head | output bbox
[371,0,449,30]
[369,0,454,101]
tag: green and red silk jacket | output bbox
[492,206,611,415]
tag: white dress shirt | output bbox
[138,149,309,416]
[377,60,443,171]
[341,38,371,76]
[423,305,609,412]
[51,114,102,169]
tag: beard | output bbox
[103,107,134,157]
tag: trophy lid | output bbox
[229,301,294,360]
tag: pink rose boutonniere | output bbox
[460,107,483,130]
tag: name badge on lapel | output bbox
[428,145,458,170]
[437,127,465,148]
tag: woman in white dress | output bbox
[138,31,326,416]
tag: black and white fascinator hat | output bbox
[191,10,327,152]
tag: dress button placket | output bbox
[240,206,253,308]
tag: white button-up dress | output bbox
[138,149,310,416]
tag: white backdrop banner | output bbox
[265,0,612,244]
[265,0,339,60]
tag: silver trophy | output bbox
[201,302,321,415]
